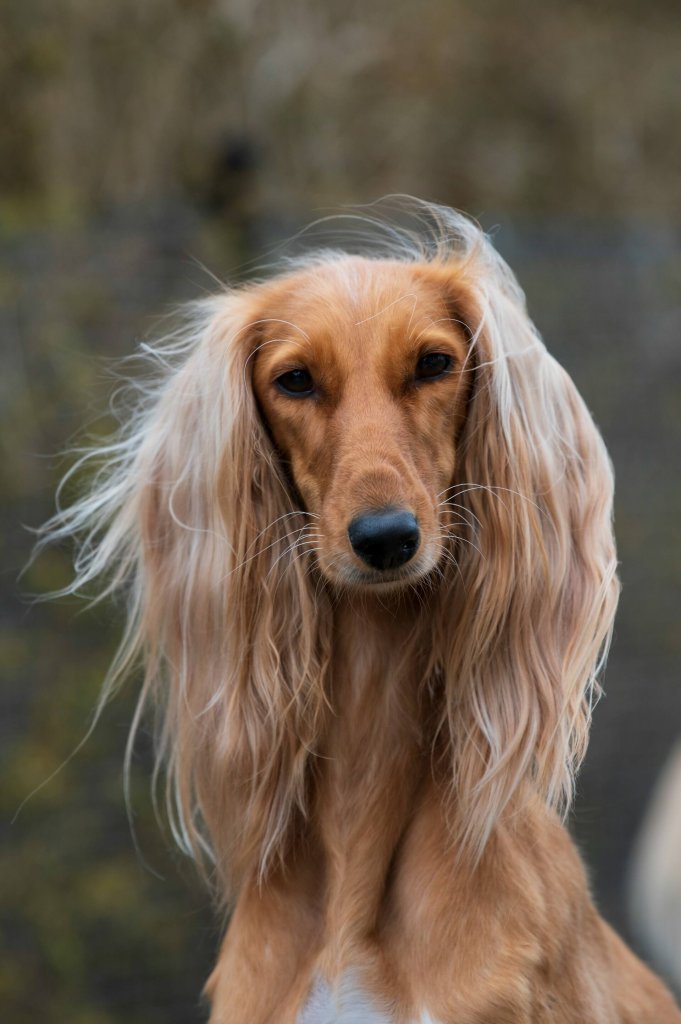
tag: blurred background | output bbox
[2,1,680,1021]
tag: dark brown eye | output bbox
[415,352,452,381]
[275,368,315,397]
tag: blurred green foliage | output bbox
[1,0,681,224]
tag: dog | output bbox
[46,200,681,1022]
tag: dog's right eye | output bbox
[275,368,315,397]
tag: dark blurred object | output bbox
[193,134,260,262]
[201,136,258,216]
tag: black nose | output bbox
[347,508,420,571]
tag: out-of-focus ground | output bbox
[1,2,680,1021]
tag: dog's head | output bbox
[46,203,619,886]
[249,257,471,591]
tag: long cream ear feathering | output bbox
[37,199,619,901]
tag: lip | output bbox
[326,555,437,591]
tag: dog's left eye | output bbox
[415,352,453,381]
[275,369,315,396]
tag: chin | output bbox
[321,551,441,594]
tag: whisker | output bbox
[439,528,484,560]
[218,523,313,583]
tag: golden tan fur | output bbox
[44,202,680,1021]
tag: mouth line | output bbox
[336,560,434,590]
[361,569,421,584]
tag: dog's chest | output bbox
[297,974,440,1024]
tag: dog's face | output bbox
[252,257,471,590]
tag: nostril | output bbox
[347,508,420,571]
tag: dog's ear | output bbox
[430,245,619,859]
[138,289,333,893]
[45,286,330,898]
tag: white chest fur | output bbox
[297,973,440,1024]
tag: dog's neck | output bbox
[330,591,428,685]
[312,591,434,969]
[325,593,433,757]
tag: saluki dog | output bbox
[46,200,681,1022]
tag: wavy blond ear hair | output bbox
[41,290,333,896]
[39,199,618,896]
[428,219,619,857]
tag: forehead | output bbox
[255,257,456,363]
